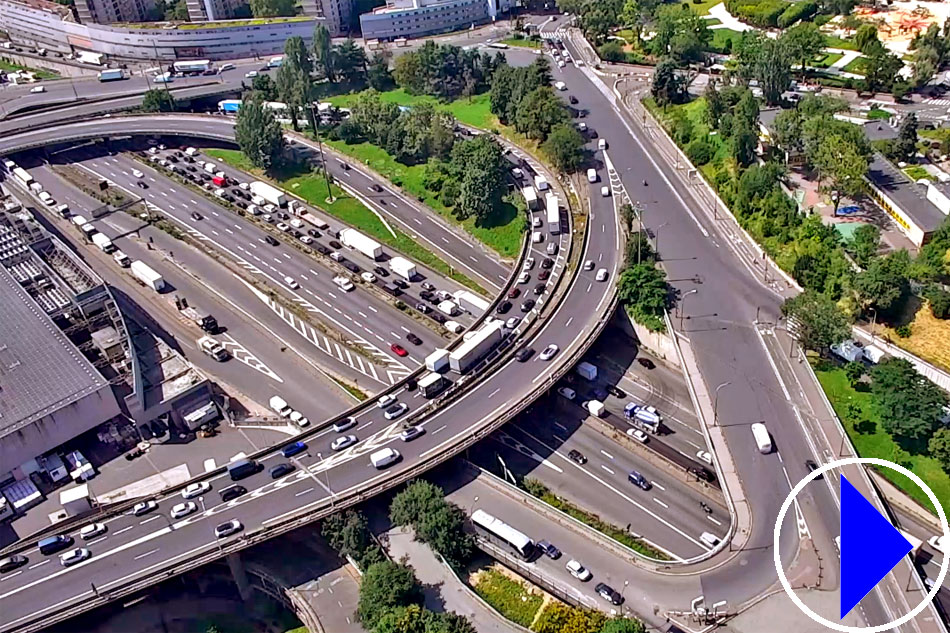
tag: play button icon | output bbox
[840,474,913,619]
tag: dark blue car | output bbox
[281,441,307,458]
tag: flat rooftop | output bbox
[0,265,107,437]
[867,152,949,233]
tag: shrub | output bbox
[777,0,817,27]
[598,41,625,62]
[896,324,912,338]
[724,0,787,27]
[927,286,950,319]
[686,139,715,165]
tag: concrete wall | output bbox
[626,312,680,368]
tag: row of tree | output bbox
[393,41,505,100]
[616,205,670,332]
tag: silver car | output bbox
[330,434,358,451]
[539,344,559,361]
[214,519,242,538]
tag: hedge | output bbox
[724,0,788,27]
[777,0,817,27]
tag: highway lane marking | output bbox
[367,305,377,312]
[113,526,134,535]
[565,317,573,328]
[357,421,373,431]
[707,515,722,526]
[601,464,615,475]
[600,450,614,460]
[85,536,108,546]
[431,424,446,435]
[295,487,314,497]
[27,560,49,570]
[653,498,669,509]
[554,422,567,431]
[133,548,159,561]
[139,516,161,525]
[488,388,501,398]
[651,482,665,491]
[0,570,22,580]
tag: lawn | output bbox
[810,52,844,69]
[903,165,933,181]
[203,148,486,292]
[682,0,724,15]
[710,28,744,54]
[499,37,542,49]
[842,56,867,75]
[823,34,859,51]
[472,568,544,628]
[867,107,892,120]
[880,301,950,373]
[0,59,58,79]
[323,137,525,259]
[813,360,950,518]
[327,89,496,130]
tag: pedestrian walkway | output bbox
[706,3,755,32]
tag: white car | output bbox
[377,393,397,409]
[29,85,45,93]
[565,559,592,581]
[532,217,542,228]
[132,500,158,516]
[245,70,259,78]
[283,276,299,289]
[170,501,197,519]
[595,268,608,282]
[299,235,313,244]
[928,534,947,555]
[557,387,576,400]
[182,481,211,499]
[276,222,290,232]
[361,272,377,283]
[330,434,358,451]
[518,272,531,284]
[384,402,409,420]
[627,428,649,443]
[214,519,242,538]
[539,344,560,361]
[523,257,535,271]
[505,317,520,329]
[290,410,310,427]
[696,450,713,465]
[333,417,357,432]
[79,523,106,539]
[132,169,144,178]
[60,548,91,567]
[601,186,610,197]
[583,260,595,271]
[238,181,250,190]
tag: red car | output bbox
[391,343,408,357]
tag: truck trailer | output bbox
[249,181,286,207]
[389,256,417,281]
[217,99,242,114]
[425,349,450,372]
[448,320,504,373]
[130,260,165,292]
[418,372,448,398]
[521,186,539,211]
[576,362,598,381]
[453,290,490,315]
[97,68,125,82]
[546,193,560,235]
[340,228,383,260]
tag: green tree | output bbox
[854,24,880,54]
[651,58,687,106]
[754,37,791,106]
[895,112,919,162]
[848,224,881,268]
[617,263,669,331]
[276,36,313,131]
[250,73,278,101]
[812,135,869,213]
[780,290,851,352]
[578,0,623,45]
[312,23,335,82]
[140,88,175,113]
[367,52,393,91]
[619,203,636,233]
[541,123,585,173]
[619,0,642,40]
[235,95,284,169]
[322,510,384,570]
[600,618,647,633]
[929,428,950,473]
[731,118,758,167]
[844,361,867,386]
[357,561,422,628]
[854,249,911,313]
[870,357,949,449]
[514,86,569,141]
[451,136,507,223]
[624,231,655,267]
[389,481,473,567]
[249,0,292,17]
[649,5,710,63]
[782,22,824,78]
[863,47,903,93]
[335,38,368,84]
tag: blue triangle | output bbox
[840,474,912,619]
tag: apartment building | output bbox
[360,0,511,41]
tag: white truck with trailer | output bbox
[546,193,560,235]
[448,320,504,373]
[521,186,539,211]
[249,181,286,207]
[425,349,450,373]
[130,260,165,292]
[576,362,598,381]
[91,233,115,253]
[389,256,417,281]
[97,68,125,81]
[453,290,490,315]
[418,372,448,398]
[12,167,32,186]
[339,228,383,260]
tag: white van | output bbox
[247,204,261,216]
[444,320,464,334]
[586,169,597,183]
[532,231,543,243]
[132,169,144,179]
[750,422,772,454]
[197,336,229,361]
[598,139,607,150]
[370,447,400,469]
[185,147,198,156]
[38,191,54,205]
[71,215,89,227]
[113,250,131,267]
[269,395,293,417]
[700,532,720,547]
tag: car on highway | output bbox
[637,358,655,369]
[0,555,28,573]
[219,485,246,502]
[132,169,144,178]
[132,500,158,516]
[182,481,210,501]
[214,519,243,538]
[283,276,299,289]
[400,426,425,442]
[497,301,512,314]
[541,258,554,269]
[534,283,546,295]
[584,260,595,271]
[627,470,651,491]
[523,257,535,270]
[539,344,559,361]
[377,394,397,409]
[374,266,389,277]
[59,548,91,567]
[606,385,626,398]
[191,211,203,221]
[507,288,521,299]
[421,282,436,291]
[245,70,258,78]
[601,186,610,197]
[79,523,107,539]
[281,441,307,458]
[265,235,280,246]
[538,540,561,559]
[688,467,715,483]
[627,428,649,443]
[170,502,197,519]
[565,559,592,581]
[696,450,712,465]
[391,343,408,357]
[331,435,358,451]
[595,268,608,282]
[805,459,822,478]
[406,333,423,345]
[505,316,520,329]
[595,583,623,605]
[276,222,290,232]
[136,180,148,189]
[516,348,534,362]
[521,299,535,312]
[567,449,587,465]
[384,403,409,420]
[518,272,530,284]
[569,95,578,104]
[361,272,377,283]
[415,302,430,313]
[30,85,46,93]
[269,463,294,478]
[333,417,357,432]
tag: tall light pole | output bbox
[654,221,668,256]
[680,288,698,329]
[315,452,333,506]
[713,381,731,427]
[199,496,221,554]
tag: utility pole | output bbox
[308,103,334,203]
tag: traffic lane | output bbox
[494,415,726,559]
[28,162,359,408]
[74,151,434,368]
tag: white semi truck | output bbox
[339,228,383,260]
[130,260,165,292]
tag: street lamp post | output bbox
[198,496,221,554]
[654,221,669,256]
[713,381,731,427]
[680,289,698,329]
[315,452,333,506]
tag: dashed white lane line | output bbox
[601,464,615,475]
[600,450,614,460]
[139,516,161,525]
[653,498,669,509]
[652,482,666,491]
[27,561,49,570]
[707,515,722,526]
[133,548,159,561]
[114,526,134,536]
[295,487,314,497]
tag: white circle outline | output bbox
[773,456,949,633]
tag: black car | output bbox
[606,385,626,398]
[515,348,534,362]
[541,258,554,269]
[567,449,587,465]
[595,583,623,605]
[191,211,203,221]
[219,485,247,502]
[805,459,823,478]
[569,95,578,104]
[406,333,423,345]
[534,283,546,296]
[496,301,512,314]
[421,282,436,291]
[374,266,389,277]
[269,463,295,478]
[415,303,431,313]
[136,180,148,189]
[392,279,409,289]
[236,200,248,209]
[187,165,197,172]
[637,357,656,370]
[329,240,342,249]
[343,261,360,273]
[308,229,321,238]
[0,555,28,573]
[537,540,561,559]
[315,244,331,255]
[431,312,447,324]
[520,299,535,312]
[688,467,716,483]
[370,183,383,192]
[265,235,280,246]
[419,290,434,302]
[339,161,350,170]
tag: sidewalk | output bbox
[384,526,521,633]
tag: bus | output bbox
[173,60,211,74]
[12,167,32,186]
[471,509,536,560]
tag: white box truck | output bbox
[534,175,549,191]
[97,68,125,82]
[522,186,539,211]
[449,320,504,373]
[751,423,772,454]
[585,400,606,417]
[91,233,114,253]
[453,290,490,315]
[269,395,293,417]
[576,362,598,381]
[249,181,286,207]
[370,447,400,469]
[389,256,417,281]
[425,349,450,373]
[546,193,560,235]
[340,228,383,260]
[130,260,165,292]
[418,372,448,398]
[437,300,459,316]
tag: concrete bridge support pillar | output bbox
[227,552,252,601]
